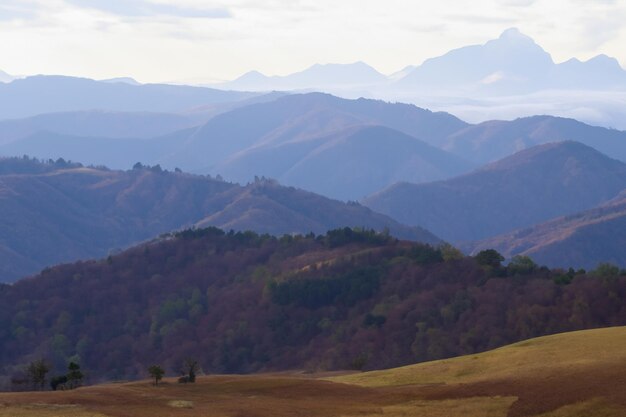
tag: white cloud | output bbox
[65,0,232,18]
[0,0,624,83]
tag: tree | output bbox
[182,359,199,383]
[148,365,165,386]
[439,243,464,261]
[474,249,505,268]
[67,362,84,389]
[592,263,620,278]
[27,359,50,391]
[507,255,537,275]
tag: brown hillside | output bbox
[468,191,626,268]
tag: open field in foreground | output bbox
[1,327,625,417]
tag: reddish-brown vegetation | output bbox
[0,228,624,389]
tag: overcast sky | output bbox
[1,0,625,83]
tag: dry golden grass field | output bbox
[1,327,624,417]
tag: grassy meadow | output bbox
[0,327,624,417]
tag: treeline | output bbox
[0,227,624,389]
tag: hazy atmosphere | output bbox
[1,0,625,82]
[1,1,625,416]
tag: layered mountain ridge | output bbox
[0,157,438,282]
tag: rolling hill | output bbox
[0,328,624,416]
[364,141,626,242]
[215,125,472,200]
[160,92,469,171]
[467,191,626,269]
[0,227,623,390]
[0,157,436,282]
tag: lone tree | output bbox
[148,365,165,386]
[27,359,50,391]
[67,362,84,389]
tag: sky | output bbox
[0,0,625,83]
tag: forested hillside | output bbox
[0,157,435,282]
[1,228,624,389]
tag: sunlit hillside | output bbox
[1,327,624,417]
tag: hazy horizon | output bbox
[1,0,625,84]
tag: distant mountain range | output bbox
[467,191,626,269]
[210,28,626,130]
[214,29,626,97]
[0,75,257,120]
[0,157,437,282]
[394,28,626,94]
[3,92,626,202]
[218,61,387,92]
[364,142,626,242]
[442,115,626,164]
[0,93,474,201]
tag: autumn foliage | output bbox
[0,227,624,388]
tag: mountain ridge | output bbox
[364,141,626,242]
[0,157,438,282]
[467,191,626,268]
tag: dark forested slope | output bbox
[0,228,623,388]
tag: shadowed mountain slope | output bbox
[161,92,469,172]
[0,157,437,282]
[467,191,626,269]
[364,142,626,242]
[216,125,473,200]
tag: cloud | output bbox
[445,13,519,24]
[65,0,232,18]
[0,2,39,21]
[497,0,537,6]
